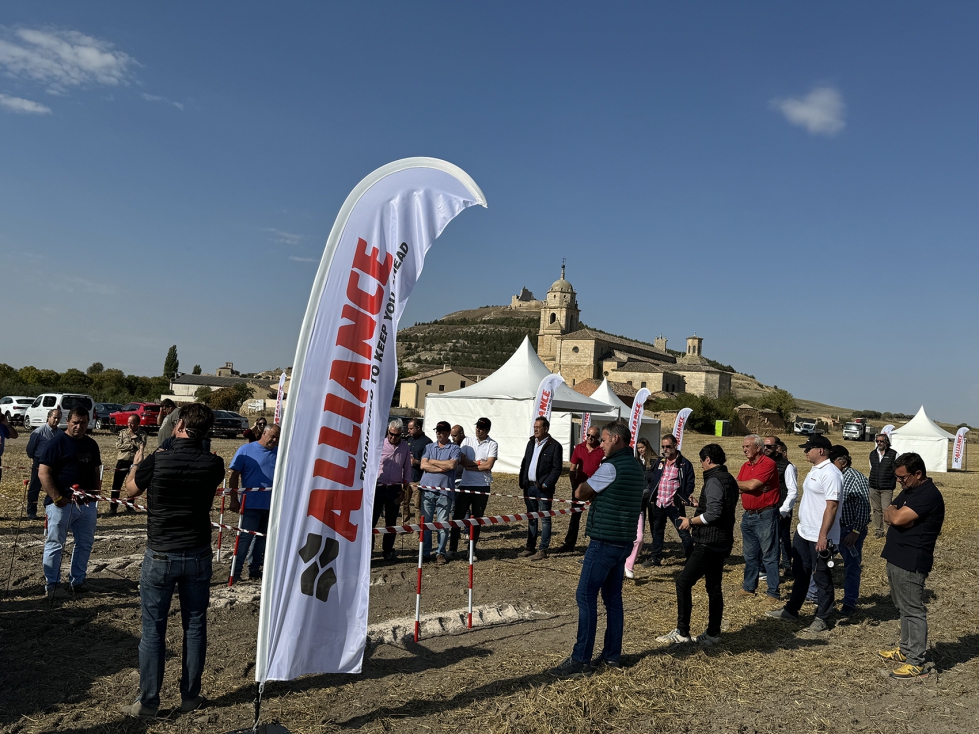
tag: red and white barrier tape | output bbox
[373,505,583,535]
[417,483,587,507]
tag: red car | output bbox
[109,402,162,433]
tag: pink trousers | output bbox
[624,509,646,572]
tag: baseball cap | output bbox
[475,417,491,430]
[435,421,451,433]
[828,444,850,462]
[798,434,832,451]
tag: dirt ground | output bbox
[0,431,977,734]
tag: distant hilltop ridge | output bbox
[397,265,761,401]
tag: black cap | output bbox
[435,421,451,433]
[828,444,850,462]
[799,434,832,451]
[475,417,491,430]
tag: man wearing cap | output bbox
[763,437,798,579]
[767,434,842,632]
[555,424,604,554]
[549,421,644,676]
[736,434,782,600]
[868,433,898,538]
[828,445,870,616]
[419,421,460,564]
[449,417,499,559]
[518,416,563,561]
[878,452,945,679]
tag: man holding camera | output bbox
[767,434,842,632]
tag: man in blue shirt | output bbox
[228,424,279,584]
[419,421,460,563]
[26,409,61,520]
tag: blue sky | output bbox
[1,3,977,424]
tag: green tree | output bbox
[163,345,179,379]
[209,383,254,412]
[19,366,42,384]
[60,368,92,392]
[756,388,797,423]
[192,364,202,375]
[194,385,213,404]
[86,362,105,375]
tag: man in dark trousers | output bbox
[643,433,694,567]
[555,424,604,554]
[121,403,225,719]
[878,453,945,679]
[868,433,898,538]
[656,443,739,645]
[518,416,563,561]
[549,421,644,676]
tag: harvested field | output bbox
[0,432,977,733]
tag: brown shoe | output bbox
[736,589,756,597]
[530,549,549,561]
[518,549,535,558]
[436,554,448,565]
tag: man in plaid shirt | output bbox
[829,445,871,616]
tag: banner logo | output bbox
[532,374,564,434]
[628,388,651,447]
[953,427,969,470]
[673,407,693,451]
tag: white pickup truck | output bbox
[843,419,878,441]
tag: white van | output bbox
[25,393,96,431]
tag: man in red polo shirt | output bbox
[555,425,604,554]
[737,434,782,600]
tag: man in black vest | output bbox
[869,433,898,538]
[518,416,563,560]
[549,421,644,677]
[764,436,798,579]
[121,403,225,719]
[657,443,739,645]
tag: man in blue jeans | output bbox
[549,421,644,677]
[829,445,870,615]
[121,403,225,719]
[419,421,460,564]
[228,424,280,583]
[736,434,782,600]
[37,407,100,598]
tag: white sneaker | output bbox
[656,628,691,644]
[624,568,635,579]
[695,632,721,646]
[758,574,767,582]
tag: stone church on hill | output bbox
[529,266,732,398]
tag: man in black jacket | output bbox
[869,433,898,538]
[518,417,563,560]
[657,444,739,646]
[642,434,694,567]
[121,403,225,719]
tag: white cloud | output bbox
[266,228,307,246]
[771,86,846,136]
[0,92,50,114]
[141,92,184,110]
[289,256,317,263]
[0,27,136,94]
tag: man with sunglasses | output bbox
[555,425,604,554]
[868,433,898,538]
[373,419,412,561]
[878,453,945,679]
[642,434,694,567]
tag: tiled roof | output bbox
[613,361,678,374]
[400,366,495,383]
[571,379,637,400]
[560,328,674,360]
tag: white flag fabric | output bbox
[881,424,895,436]
[274,372,287,426]
[952,427,969,470]
[256,159,485,682]
[532,374,565,434]
[673,407,693,451]
[628,389,651,447]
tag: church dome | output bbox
[549,277,574,293]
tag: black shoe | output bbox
[548,656,594,678]
[591,655,622,669]
[554,544,575,554]
[839,604,856,617]
[642,558,662,567]
[68,582,89,594]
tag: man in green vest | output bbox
[549,421,644,677]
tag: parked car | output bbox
[793,418,819,436]
[843,419,879,442]
[211,410,249,438]
[108,402,162,432]
[1,396,35,424]
[25,393,96,431]
[93,402,124,431]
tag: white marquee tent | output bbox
[582,378,661,450]
[889,406,955,474]
[423,337,614,474]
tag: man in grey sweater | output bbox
[657,443,740,645]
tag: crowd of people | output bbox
[12,402,947,715]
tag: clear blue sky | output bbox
[2,3,977,424]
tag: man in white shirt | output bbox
[449,417,499,559]
[767,433,842,632]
